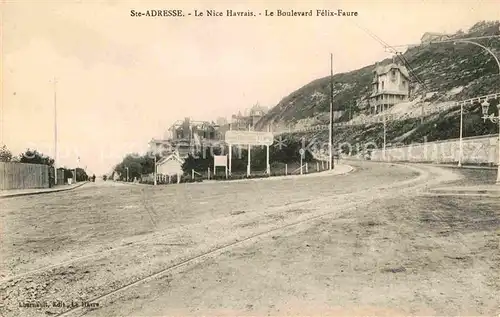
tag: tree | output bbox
[71,167,88,182]
[0,145,12,162]
[63,169,73,180]
[114,152,162,181]
[19,149,54,166]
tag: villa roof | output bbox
[373,63,410,80]
[157,152,184,165]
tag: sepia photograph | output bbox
[1,0,499,316]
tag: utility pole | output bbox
[458,102,464,167]
[329,53,334,170]
[247,124,251,177]
[75,156,80,183]
[383,104,387,160]
[53,77,58,184]
[154,152,157,186]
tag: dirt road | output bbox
[1,162,498,316]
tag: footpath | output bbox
[0,182,88,199]
[341,158,500,196]
[391,162,499,196]
[123,164,354,187]
[199,164,354,185]
[412,162,497,170]
[341,157,497,170]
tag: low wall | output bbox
[370,134,499,165]
[0,162,50,190]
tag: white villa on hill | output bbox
[368,60,411,114]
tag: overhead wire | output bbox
[351,21,437,100]
[355,23,428,91]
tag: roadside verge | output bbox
[0,182,89,199]
[198,164,354,185]
[124,164,355,187]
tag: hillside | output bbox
[282,100,498,157]
[255,20,500,134]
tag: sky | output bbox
[2,0,499,176]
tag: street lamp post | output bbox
[454,39,500,168]
[458,102,464,167]
[329,53,334,170]
[53,77,58,185]
[383,104,387,160]
[480,100,500,184]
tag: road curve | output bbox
[4,161,496,317]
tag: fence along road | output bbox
[0,162,50,190]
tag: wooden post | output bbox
[306,162,308,174]
[247,124,251,177]
[266,124,270,174]
[266,145,270,174]
[192,169,194,180]
[285,164,287,176]
[228,144,232,176]
[207,167,210,180]
[168,175,171,184]
[316,162,319,172]
[177,173,180,184]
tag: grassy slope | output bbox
[255,21,500,146]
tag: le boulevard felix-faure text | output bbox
[130,9,359,17]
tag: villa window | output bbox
[402,80,406,87]
[381,81,384,90]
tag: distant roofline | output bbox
[421,32,453,38]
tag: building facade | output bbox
[231,103,268,130]
[168,117,226,142]
[157,117,228,159]
[368,62,411,114]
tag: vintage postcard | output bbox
[1,0,499,316]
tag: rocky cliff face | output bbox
[255,20,500,134]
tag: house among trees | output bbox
[160,117,229,159]
[368,59,411,114]
[231,103,268,130]
[168,117,227,142]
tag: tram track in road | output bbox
[56,185,419,317]
[51,163,456,317]
[1,163,460,317]
[0,162,431,286]
[1,163,447,286]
